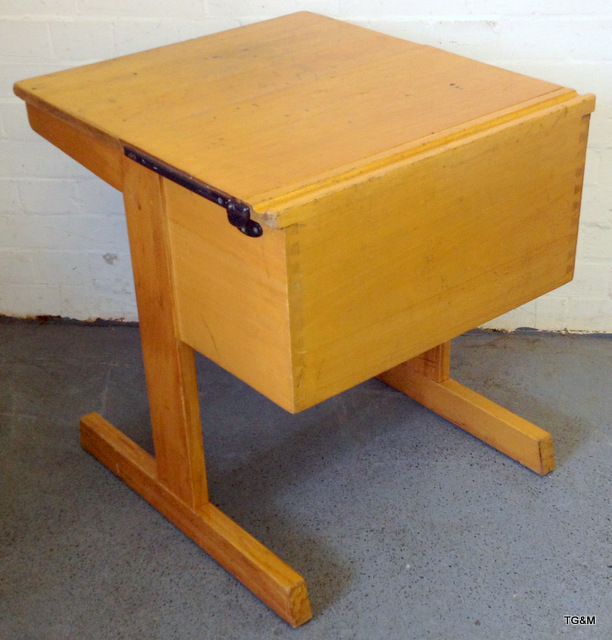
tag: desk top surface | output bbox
[15,12,573,215]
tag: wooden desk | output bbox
[15,12,594,626]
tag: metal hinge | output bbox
[124,146,263,238]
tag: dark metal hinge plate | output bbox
[124,146,263,238]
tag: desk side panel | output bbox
[286,95,594,411]
[25,104,123,190]
[164,181,295,411]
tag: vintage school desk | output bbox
[15,12,595,627]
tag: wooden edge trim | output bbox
[254,90,595,227]
[377,370,554,475]
[13,83,118,147]
[79,412,312,627]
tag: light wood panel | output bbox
[253,88,577,223]
[284,95,594,410]
[164,180,296,411]
[14,12,564,207]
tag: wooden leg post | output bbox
[378,342,555,475]
[79,158,312,627]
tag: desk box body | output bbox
[15,13,595,412]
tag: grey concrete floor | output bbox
[1,319,611,639]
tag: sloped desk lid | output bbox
[15,12,584,228]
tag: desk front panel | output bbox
[166,94,592,413]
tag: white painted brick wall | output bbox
[1,1,611,331]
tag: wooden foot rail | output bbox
[80,412,312,627]
[378,343,555,475]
